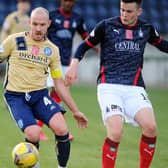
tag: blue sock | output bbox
[55,133,70,167]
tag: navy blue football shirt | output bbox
[74,16,168,88]
[48,7,88,66]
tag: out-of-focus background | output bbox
[0,1,168,168]
[0,0,168,87]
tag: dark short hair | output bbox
[18,0,30,3]
[121,0,142,8]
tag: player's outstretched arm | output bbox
[53,78,88,129]
[64,58,79,87]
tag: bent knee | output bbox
[24,125,41,142]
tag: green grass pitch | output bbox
[0,83,168,167]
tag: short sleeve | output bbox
[0,35,14,62]
[2,15,12,32]
[86,20,105,46]
[77,16,88,38]
[49,46,62,78]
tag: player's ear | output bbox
[137,8,142,16]
[48,19,51,28]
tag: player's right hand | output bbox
[64,59,79,87]
[73,111,88,129]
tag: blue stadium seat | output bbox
[86,18,97,30]
[97,6,108,20]
[84,6,95,18]
[149,8,159,20]
[160,0,168,7]
[141,10,147,20]
[0,2,7,24]
[74,6,82,15]
[0,0,167,34]
[0,2,6,13]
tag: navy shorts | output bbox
[4,88,65,131]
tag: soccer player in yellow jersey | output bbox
[1,0,30,41]
[0,7,88,168]
[2,0,49,141]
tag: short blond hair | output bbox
[31,7,49,20]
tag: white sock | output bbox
[32,162,40,168]
[58,165,67,168]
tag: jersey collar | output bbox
[120,16,138,28]
[59,7,72,18]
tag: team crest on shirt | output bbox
[139,28,143,38]
[72,21,77,28]
[126,29,133,39]
[64,20,70,28]
[44,47,52,56]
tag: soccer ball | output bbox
[11,142,39,168]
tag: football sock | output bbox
[50,90,61,104]
[102,137,119,168]
[32,162,40,168]
[58,166,67,168]
[55,133,70,167]
[25,138,40,150]
[140,134,156,168]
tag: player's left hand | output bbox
[73,111,88,129]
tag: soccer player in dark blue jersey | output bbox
[65,0,168,167]
[37,0,90,141]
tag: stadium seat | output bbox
[97,6,108,20]
[0,0,167,34]
[84,6,95,18]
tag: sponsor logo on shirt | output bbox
[19,52,48,64]
[56,29,72,39]
[115,41,140,52]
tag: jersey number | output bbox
[43,97,52,106]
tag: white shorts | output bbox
[97,83,153,127]
[46,65,69,87]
